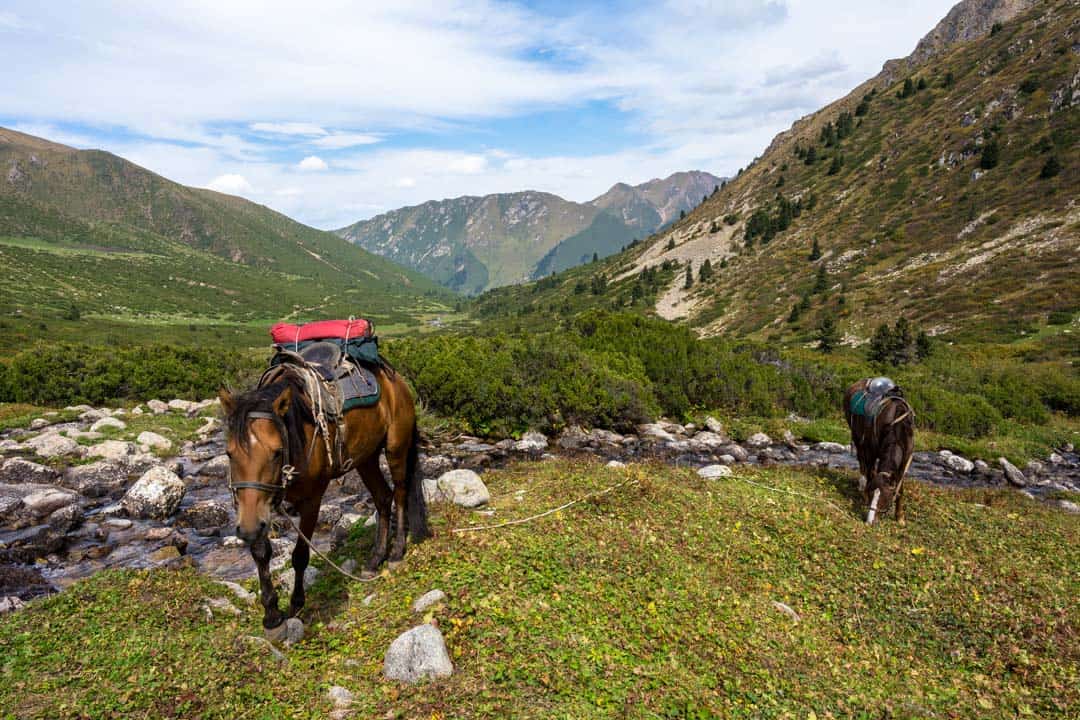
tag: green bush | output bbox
[905,386,1002,438]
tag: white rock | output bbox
[336,512,364,532]
[25,433,80,458]
[1058,500,1080,514]
[130,406,144,416]
[718,454,737,465]
[121,466,185,519]
[383,624,453,684]
[0,457,58,484]
[0,596,25,614]
[86,440,137,462]
[242,635,286,662]
[277,566,319,596]
[79,409,106,422]
[745,432,772,448]
[689,431,727,449]
[606,460,626,468]
[168,399,196,413]
[998,457,1026,487]
[21,487,78,517]
[147,399,169,414]
[638,423,676,442]
[424,469,490,508]
[514,431,548,452]
[136,431,172,451]
[697,464,732,479]
[217,580,256,605]
[939,451,974,474]
[197,418,220,435]
[29,418,50,430]
[704,416,725,434]
[364,511,378,527]
[327,686,354,710]
[412,589,447,614]
[814,441,848,454]
[89,416,126,432]
[1048,452,1065,464]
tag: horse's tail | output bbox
[406,421,431,542]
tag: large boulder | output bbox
[0,458,58,485]
[514,431,548,452]
[177,500,231,530]
[999,457,1026,487]
[557,426,590,450]
[25,433,80,459]
[167,399,197,413]
[89,417,126,433]
[121,466,185,519]
[938,450,974,474]
[424,469,489,508]
[86,440,136,462]
[383,624,453,684]
[20,487,78,518]
[137,431,172,451]
[689,431,727,451]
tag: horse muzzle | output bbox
[235,521,268,545]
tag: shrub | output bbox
[906,386,1002,438]
[1039,156,1061,179]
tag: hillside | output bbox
[472,0,1078,344]
[0,127,451,345]
[335,171,721,294]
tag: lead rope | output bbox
[278,510,381,584]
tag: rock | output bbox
[29,418,50,430]
[1048,452,1065,465]
[204,596,241,617]
[167,399,196,413]
[718,455,736,465]
[327,686,354,710]
[86,440,136,461]
[938,451,974,474]
[364,511,378,527]
[697,464,732,479]
[814,442,848,454]
[217,581,256,605]
[745,432,772,448]
[719,444,749,463]
[264,617,305,647]
[383,624,453,684]
[25,433,80,459]
[424,469,489,508]
[458,441,495,454]
[419,454,454,478]
[1058,500,1080,514]
[277,566,319,596]
[148,545,182,563]
[89,417,126,433]
[21,488,78,518]
[688,431,727,450]
[61,461,129,498]
[137,431,172,451]
[557,426,590,450]
[638,423,676,443]
[0,458,58,485]
[317,504,343,528]
[1025,460,1045,477]
[660,421,686,435]
[177,500,231,530]
[65,405,94,414]
[196,418,219,435]
[79,409,106,422]
[412,589,447,614]
[105,518,133,529]
[514,431,548,452]
[972,459,991,476]
[130,406,144,416]
[704,416,725,435]
[771,600,801,623]
[201,455,230,478]
[147,399,169,414]
[46,503,81,532]
[606,460,626,468]
[997,457,1026,487]
[781,430,800,448]
[0,596,25,614]
[63,429,103,442]
[121,466,185,519]
[335,512,364,533]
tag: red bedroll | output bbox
[270,319,372,344]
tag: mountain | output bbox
[473,0,1078,343]
[335,171,722,294]
[0,127,449,342]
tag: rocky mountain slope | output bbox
[0,127,449,337]
[475,0,1078,343]
[336,171,721,294]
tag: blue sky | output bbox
[0,1,954,229]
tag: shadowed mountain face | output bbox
[0,127,449,330]
[469,0,1078,343]
[335,170,722,294]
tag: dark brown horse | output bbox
[843,378,915,524]
[219,362,429,630]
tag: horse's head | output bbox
[219,385,293,544]
[864,474,899,525]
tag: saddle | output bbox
[271,342,381,414]
[850,377,901,419]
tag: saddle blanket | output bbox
[850,377,898,418]
[269,339,380,411]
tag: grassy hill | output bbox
[470,0,1078,345]
[0,127,453,348]
[336,172,721,295]
[1,459,1076,718]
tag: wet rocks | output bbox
[384,624,453,683]
[704,417,725,435]
[177,500,231,531]
[938,450,975,474]
[61,460,129,498]
[121,466,185,519]
[0,596,24,614]
[688,431,727,451]
[814,442,848,454]
[200,455,230,478]
[638,423,676,443]
[424,469,489,508]
[557,425,590,450]
[21,487,78,518]
[29,418,50,430]
[0,458,58,485]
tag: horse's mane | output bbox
[224,372,314,473]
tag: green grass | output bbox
[2,459,1076,718]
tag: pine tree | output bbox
[667,237,676,250]
[828,155,842,175]
[699,258,713,282]
[809,238,822,261]
[891,317,914,365]
[980,139,1000,169]
[684,264,694,289]
[1040,156,1061,179]
[868,323,892,363]
[804,146,818,165]
[680,209,686,220]
[915,330,933,361]
[592,252,599,262]
[788,303,801,323]
[816,314,839,353]
[813,265,828,293]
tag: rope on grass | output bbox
[452,479,638,533]
[735,475,845,514]
[280,512,382,583]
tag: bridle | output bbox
[227,410,297,507]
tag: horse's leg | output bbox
[288,499,320,617]
[251,535,285,629]
[895,480,906,523]
[358,455,392,576]
[386,441,410,565]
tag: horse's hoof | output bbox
[263,621,288,644]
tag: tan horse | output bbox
[219,363,428,630]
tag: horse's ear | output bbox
[218,389,236,416]
[272,386,293,417]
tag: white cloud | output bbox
[396,177,417,188]
[206,174,254,195]
[298,155,329,171]
[250,122,327,136]
[310,133,382,149]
